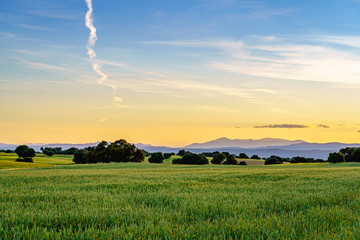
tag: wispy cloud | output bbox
[25,9,80,20]
[0,32,16,38]
[145,35,360,85]
[317,124,331,129]
[15,58,72,72]
[98,118,108,122]
[13,24,53,31]
[254,124,309,129]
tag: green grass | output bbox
[0,153,74,169]
[0,161,359,239]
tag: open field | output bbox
[0,153,74,169]
[0,160,359,239]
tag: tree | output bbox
[178,150,186,156]
[265,155,283,165]
[163,153,172,159]
[339,147,356,162]
[223,154,237,165]
[132,149,145,162]
[94,141,110,163]
[42,147,54,157]
[15,145,29,158]
[73,149,88,164]
[239,153,249,159]
[327,152,345,163]
[107,139,136,162]
[15,145,36,163]
[174,153,208,165]
[290,156,308,163]
[221,152,230,157]
[22,148,36,158]
[62,147,78,155]
[250,155,261,159]
[351,148,360,162]
[148,152,164,163]
[211,153,226,164]
[72,139,144,164]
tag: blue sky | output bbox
[1,0,360,145]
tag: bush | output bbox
[163,153,172,159]
[149,152,164,163]
[250,155,261,159]
[223,154,238,165]
[173,153,209,165]
[239,161,247,166]
[265,155,283,165]
[211,153,226,164]
[16,158,33,163]
[328,152,345,163]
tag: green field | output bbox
[0,153,74,169]
[0,154,359,239]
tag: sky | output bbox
[1,0,360,146]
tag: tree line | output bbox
[7,142,360,166]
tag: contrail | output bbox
[85,0,122,102]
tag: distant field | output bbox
[0,161,359,239]
[0,153,74,169]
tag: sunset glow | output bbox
[1,0,360,146]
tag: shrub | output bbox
[327,152,345,163]
[16,158,33,163]
[163,153,172,159]
[239,161,247,165]
[149,152,164,163]
[223,154,238,165]
[265,155,283,165]
[211,153,226,164]
[250,155,261,159]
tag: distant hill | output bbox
[2,137,360,160]
[185,137,305,148]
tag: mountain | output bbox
[185,137,305,149]
[3,138,360,160]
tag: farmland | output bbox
[0,154,359,239]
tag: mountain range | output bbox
[2,137,360,159]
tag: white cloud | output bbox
[145,35,360,85]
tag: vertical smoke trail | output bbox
[85,0,121,101]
